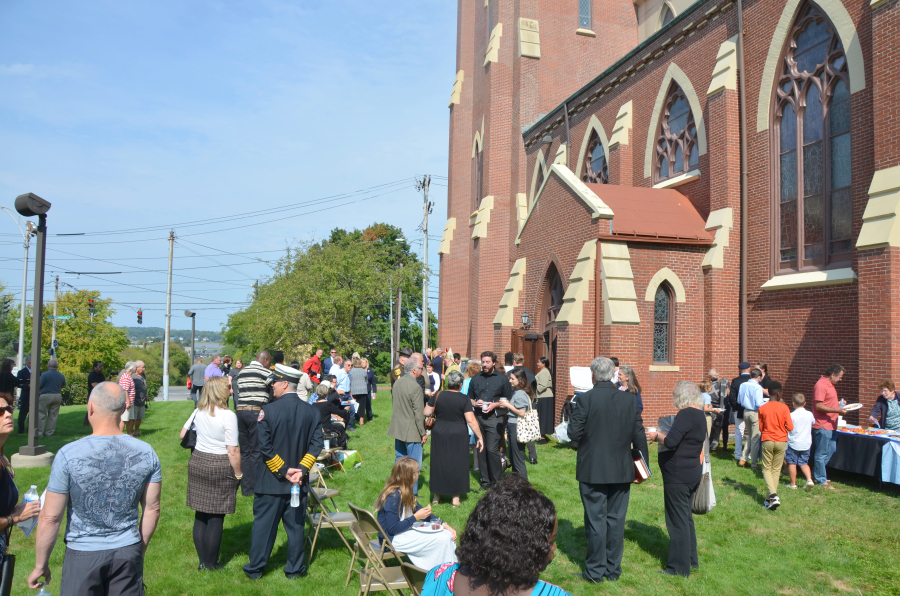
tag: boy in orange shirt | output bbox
[758,381,793,510]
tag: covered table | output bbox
[827,429,900,485]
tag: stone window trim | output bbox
[582,130,609,185]
[657,2,676,31]
[653,84,700,185]
[769,2,852,275]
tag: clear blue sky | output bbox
[0,0,453,333]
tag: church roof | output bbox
[584,183,713,245]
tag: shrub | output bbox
[61,372,90,406]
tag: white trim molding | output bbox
[449,70,464,107]
[493,258,526,326]
[608,101,633,149]
[702,207,733,269]
[437,218,456,255]
[652,169,701,189]
[707,36,738,96]
[649,365,681,372]
[471,196,494,239]
[485,23,503,66]
[600,241,640,325]
[857,165,900,250]
[761,268,857,291]
[644,267,687,303]
[519,18,540,58]
[557,241,596,326]
[574,114,610,180]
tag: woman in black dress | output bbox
[425,370,484,507]
[0,359,18,396]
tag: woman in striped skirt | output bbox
[180,376,242,571]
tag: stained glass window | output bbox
[583,132,608,185]
[653,285,671,363]
[654,84,699,184]
[774,2,851,270]
[579,0,592,29]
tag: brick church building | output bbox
[437,0,899,423]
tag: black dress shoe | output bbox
[529,458,538,465]
[198,564,206,571]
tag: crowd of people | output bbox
[0,343,893,595]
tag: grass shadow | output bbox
[219,520,254,565]
[624,520,668,567]
[555,517,585,569]
[719,475,762,502]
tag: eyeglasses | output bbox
[0,406,13,415]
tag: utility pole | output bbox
[416,175,433,353]
[389,281,394,362]
[162,230,174,401]
[394,283,402,359]
[50,276,58,358]
[16,227,31,370]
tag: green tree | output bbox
[222,223,426,374]
[42,289,129,376]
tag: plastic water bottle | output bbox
[18,485,39,538]
[290,483,300,508]
[24,485,38,503]
[37,584,52,595]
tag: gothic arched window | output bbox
[659,3,675,29]
[653,283,674,364]
[474,146,484,211]
[774,1,851,271]
[654,84,698,184]
[583,132,608,185]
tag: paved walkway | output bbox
[154,385,192,402]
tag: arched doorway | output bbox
[542,264,565,379]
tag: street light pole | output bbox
[0,207,34,370]
[50,276,58,357]
[185,310,196,363]
[12,192,51,462]
[162,230,174,402]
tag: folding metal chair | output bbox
[308,466,340,509]
[345,502,405,587]
[306,486,355,561]
[349,522,410,596]
[400,562,428,596]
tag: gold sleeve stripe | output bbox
[265,455,285,472]
[299,454,316,470]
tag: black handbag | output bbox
[181,410,198,450]
[0,553,15,596]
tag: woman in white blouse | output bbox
[180,376,242,571]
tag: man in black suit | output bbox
[568,356,649,583]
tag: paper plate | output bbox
[412,521,443,533]
[842,403,862,412]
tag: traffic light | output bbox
[88,298,95,315]
[0,297,11,317]
[137,309,143,324]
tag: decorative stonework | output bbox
[608,101,633,149]
[553,143,568,166]
[600,241,640,325]
[702,207,733,269]
[574,115,610,180]
[517,164,614,244]
[449,70,464,107]
[756,0,865,132]
[857,165,900,250]
[516,193,528,230]
[485,23,503,66]
[437,218,457,255]
[644,268,687,303]
[493,258,526,326]
[519,18,540,58]
[707,36,738,96]
[471,196,494,239]
[557,240,597,325]
[761,268,857,290]
[643,63,707,179]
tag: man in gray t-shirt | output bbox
[187,357,206,404]
[28,382,162,595]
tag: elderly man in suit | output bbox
[387,357,427,494]
[568,356,649,583]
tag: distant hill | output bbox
[123,326,222,343]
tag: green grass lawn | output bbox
[5,391,900,596]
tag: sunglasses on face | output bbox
[0,406,13,415]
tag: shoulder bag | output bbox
[425,391,441,429]
[180,409,199,450]
[516,397,541,443]
[692,437,717,514]
[0,552,14,596]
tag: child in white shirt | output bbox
[786,393,816,490]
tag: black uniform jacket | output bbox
[256,391,324,495]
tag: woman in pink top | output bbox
[117,361,136,434]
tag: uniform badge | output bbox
[257,409,265,422]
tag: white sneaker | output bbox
[789,484,798,489]
[804,480,814,492]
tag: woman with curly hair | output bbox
[421,474,569,596]
[375,456,458,570]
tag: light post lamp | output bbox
[12,193,52,467]
[521,311,531,329]
[185,310,196,363]
[0,207,35,370]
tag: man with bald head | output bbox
[235,351,272,496]
[28,382,162,594]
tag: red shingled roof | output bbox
[584,183,713,245]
